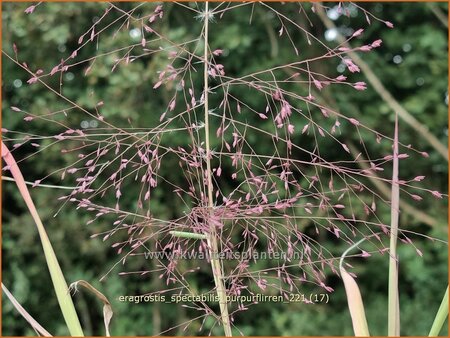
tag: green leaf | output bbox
[169,231,207,240]
[429,286,449,336]
[1,142,84,337]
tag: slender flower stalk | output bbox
[202,2,232,336]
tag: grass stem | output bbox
[202,2,232,336]
[388,114,400,336]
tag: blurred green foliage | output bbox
[2,2,448,336]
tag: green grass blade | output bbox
[388,114,400,336]
[169,230,207,240]
[2,142,84,336]
[2,283,52,336]
[428,286,449,336]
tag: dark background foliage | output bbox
[2,2,448,336]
